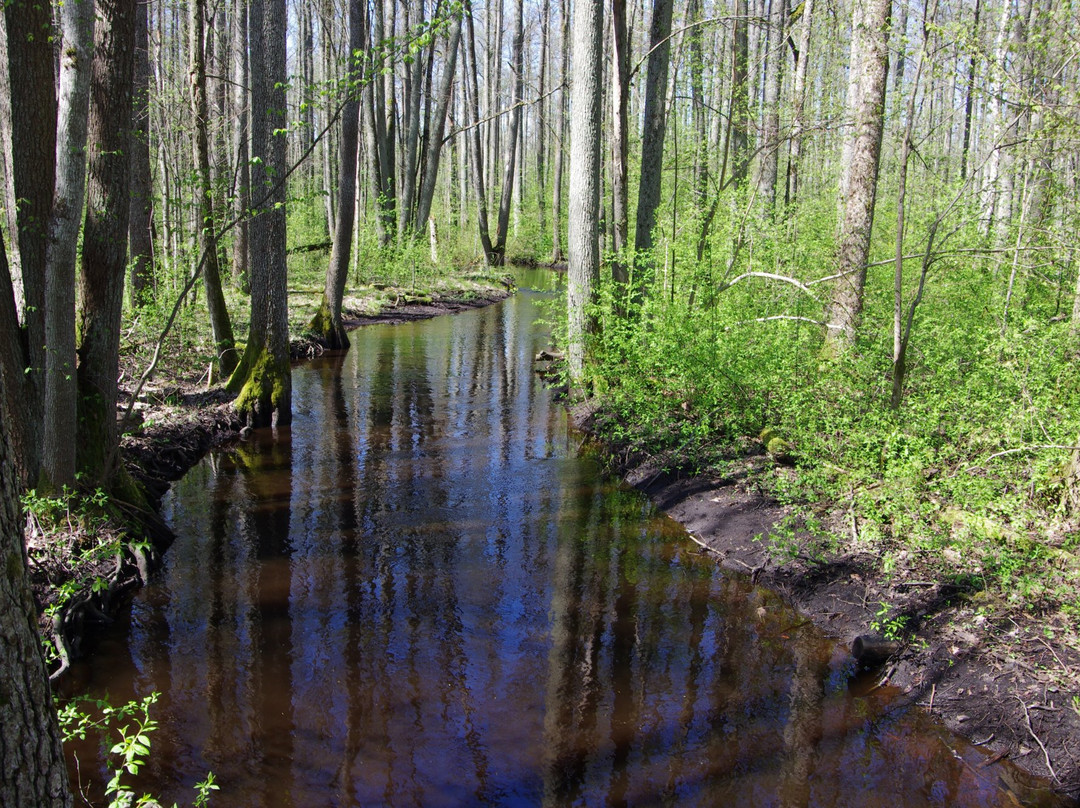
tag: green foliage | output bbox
[869,602,910,642]
[579,178,1080,622]
[59,692,218,808]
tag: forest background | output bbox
[0,0,1078,801]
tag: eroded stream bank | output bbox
[61,270,1074,806]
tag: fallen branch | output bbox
[1017,695,1060,782]
[718,271,820,300]
[724,315,843,330]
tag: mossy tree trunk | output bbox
[229,0,291,428]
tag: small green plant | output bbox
[869,602,910,641]
[58,692,218,808]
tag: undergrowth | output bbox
[577,200,1080,643]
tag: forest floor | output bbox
[570,401,1080,805]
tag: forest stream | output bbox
[59,270,1070,807]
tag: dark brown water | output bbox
[65,270,1065,807]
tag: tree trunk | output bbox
[837,0,865,225]
[633,0,675,293]
[959,0,981,181]
[397,0,426,240]
[129,0,154,306]
[413,15,463,232]
[42,0,95,493]
[730,0,750,186]
[536,0,549,234]
[228,0,291,427]
[568,0,603,386]
[232,0,251,293]
[309,0,363,351]
[0,381,71,807]
[463,0,495,262]
[192,0,238,379]
[755,0,787,213]
[491,0,525,265]
[77,0,139,489]
[551,0,570,263]
[687,0,708,217]
[824,0,889,351]
[787,0,814,207]
[4,0,57,487]
[610,0,631,287]
[0,23,21,301]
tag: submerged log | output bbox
[851,634,901,666]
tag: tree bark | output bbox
[550,0,570,263]
[4,0,57,487]
[730,0,750,186]
[42,0,96,493]
[491,0,525,265]
[463,0,496,262]
[77,0,139,489]
[568,0,604,386]
[755,0,787,213]
[0,371,71,807]
[824,0,890,351]
[129,0,155,306]
[397,0,426,240]
[414,15,463,232]
[228,0,292,428]
[786,0,814,207]
[191,0,238,378]
[309,0,363,351]
[610,0,631,287]
[232,0,251,293]
[837,0,864,225]
[633,0,675,291]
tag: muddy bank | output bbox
[571,402,1080,804]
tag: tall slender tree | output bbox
[633,0,675,297]
[309,0,364,350]
[128,0,154,305]
[191,0,238,378]
[42,0,96,492]
[227,0,292,426]
[568,0,604,385]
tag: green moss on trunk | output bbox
[305,295,350,352]
[228,345,292,428]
